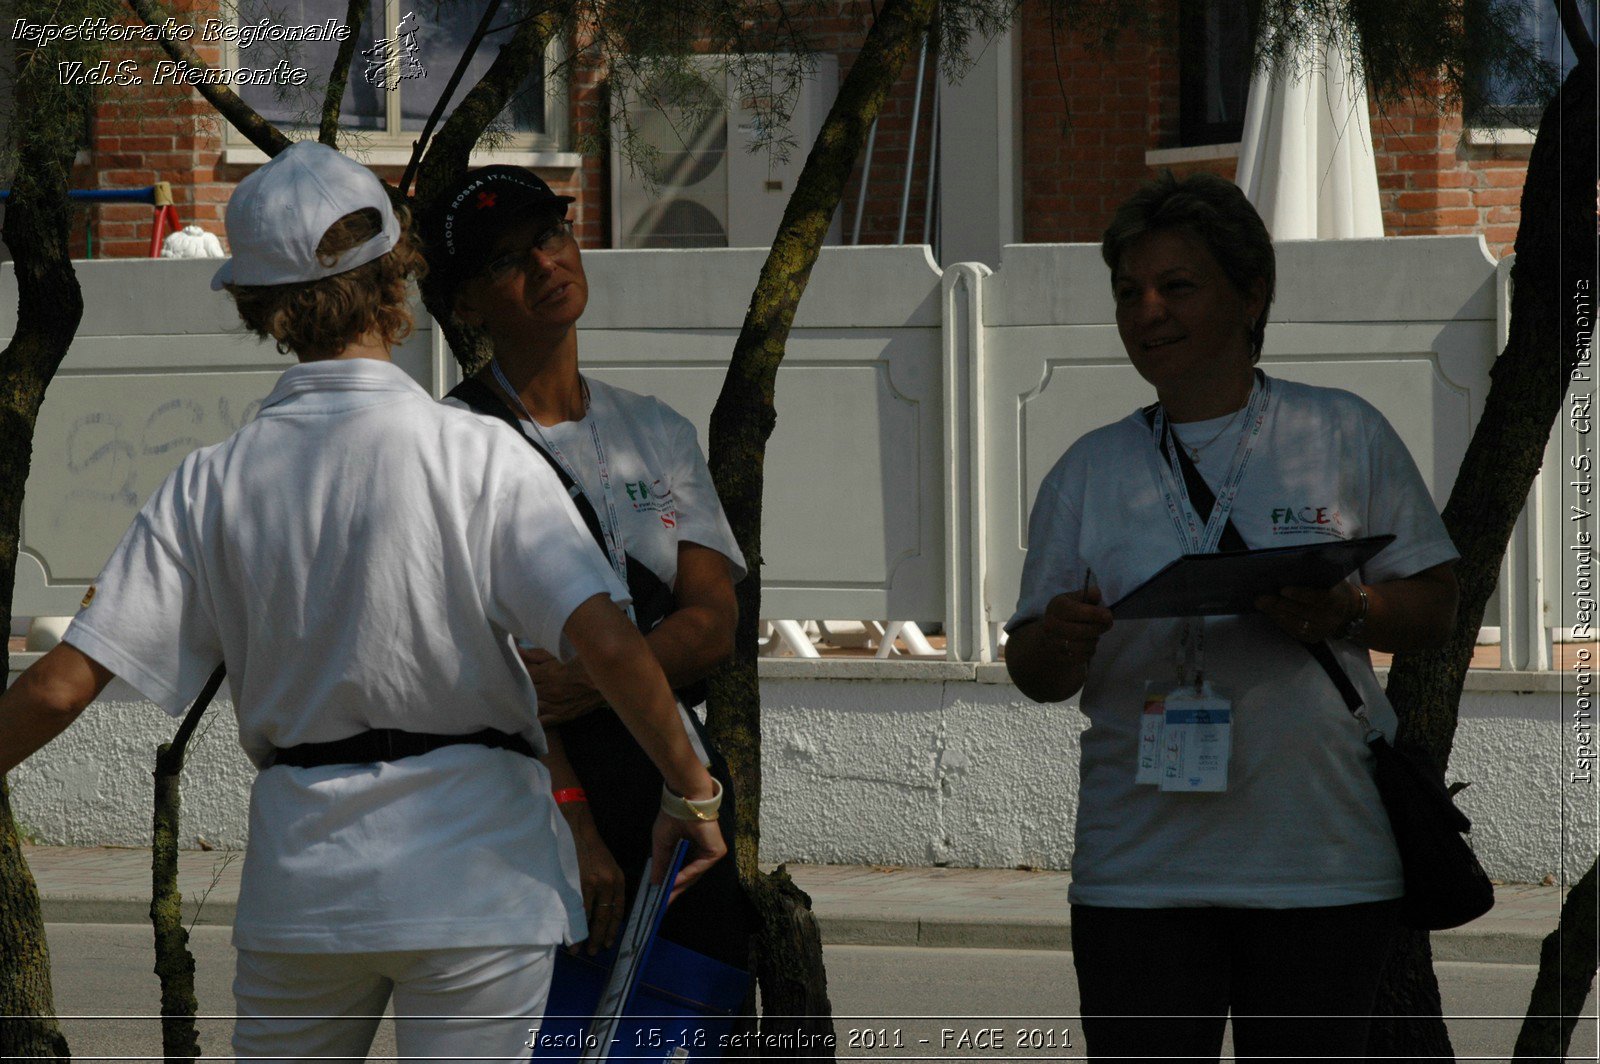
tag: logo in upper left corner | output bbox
[79,585,96,610]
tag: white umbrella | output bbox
[1235,22,1384,239]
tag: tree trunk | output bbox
[151,744,201,1063]
[412,6,566,378]
[0,0,93,1054]
[0,782,69,1058]
[149,666,226,1063]
[1371,53,1598,1062]
[1513,856,1599,1059]
[702,0,939,1048]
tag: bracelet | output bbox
[552,787,588,806]
[1335,584,1370,642]
[660,777,723,822]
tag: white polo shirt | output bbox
[66,358,628,952]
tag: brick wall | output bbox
[1018,4,1176,244]
[1371,92,1529,257]
[86,2,229,258]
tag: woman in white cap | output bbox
[422,167,755,967]
[0,140,725,1062]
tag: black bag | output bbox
[1367,735,1496,930]
[1151,403,1494,932]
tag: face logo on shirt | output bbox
[1268,505,1346,538]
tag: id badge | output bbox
[1160,681,1232,793]
[1135,682,1167,785]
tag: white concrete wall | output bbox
[9,661,1591,884]
[2,243,1590,884]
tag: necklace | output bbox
[1174,405,1243,462]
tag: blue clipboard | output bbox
[533,841,749,1063]
[583,841,689,1059]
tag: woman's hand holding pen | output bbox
[1041,573,1115,667]
[1004,572,1114,703]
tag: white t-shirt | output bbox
[1007,376,1459,909]
[66,358,629,952]
[447,377,747,587]
[446,376,747,759]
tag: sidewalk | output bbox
[20,844,1570,964]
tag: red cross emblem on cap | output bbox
[476,191,497,209]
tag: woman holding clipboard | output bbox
[1003,172,1459,1062]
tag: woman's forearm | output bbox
[563,595,714,800]
[1357,563,1460,653]
[0,644,113,775]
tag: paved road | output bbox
[37,924,1596,1061]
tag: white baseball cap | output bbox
[210,141,401,291]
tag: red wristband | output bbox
[552,787,588,806]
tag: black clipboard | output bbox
[1108,534,1396,619]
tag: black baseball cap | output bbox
[422,165,575,298]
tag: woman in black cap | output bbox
[424,167,755,967]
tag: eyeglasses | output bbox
[480,220,575,284]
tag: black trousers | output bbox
[1070,900,1401,1063]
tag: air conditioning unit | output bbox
[610,55,841,249]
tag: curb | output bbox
[42,897,236,928]
[40,899,1542,964]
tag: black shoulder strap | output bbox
[1146,406,1364,714]
[448,378,610,559]
[450,377,708,708]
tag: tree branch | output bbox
[413,4,567,376]
[399,0,511,197]
[318,0,368,148]
[124,0,291,156]
[413,4,565,205]
[1557,0,1595,62]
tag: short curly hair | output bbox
[225,206,427,358]
[1101,171,1276,362]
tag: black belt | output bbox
[273,728,537,768]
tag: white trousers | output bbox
[232,944,556,1063]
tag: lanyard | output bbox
[491,361,634,622]
[1145,375,1273,555]
[1144,374,1273,690]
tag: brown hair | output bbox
[1101,171,1276,362]
[226,206,427,357]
